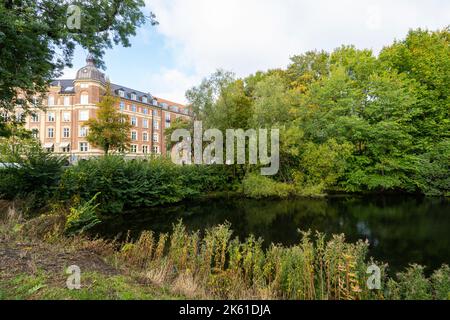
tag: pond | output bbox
[97,195,450,274]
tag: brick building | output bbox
[23,55,192,161]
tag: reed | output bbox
[117,221,450,300]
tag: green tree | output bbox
[85,83,131,154]
[0,0,157,131]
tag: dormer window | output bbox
[118,90,125,98]
[152,99,158,106]
[142,96,148,103]
[131,93,137,100]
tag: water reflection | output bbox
[97,195,450,274]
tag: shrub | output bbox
[0,138,66,210]
[58,156,231,215]
[64,193,102,236]
[242,173,296,199]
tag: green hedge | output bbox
[58,156,231,215]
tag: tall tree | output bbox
[85,83,131,155]
[0,0,157,133]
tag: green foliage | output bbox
[0,0,155,124]
[0,136,66,209]
[86,82,132,154]
[242,173,296,199]
[65,193,101,236]
[58,156,232,214]
[118,222,449,300]
[187,27,449,196]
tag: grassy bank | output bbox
[1,202,448,300]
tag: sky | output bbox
[60,0,450,104]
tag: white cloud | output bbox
[62,1,450,103]
[144,0,449,102]
[142,68,202,103]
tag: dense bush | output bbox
[58,156,232,215]
[242,173,296,199]
[0,138,66,210]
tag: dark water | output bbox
[97,195,450,274]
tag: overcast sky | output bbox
[61,0,450,103]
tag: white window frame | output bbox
[79,110,89,121]
[79,126,88,137]
[31,113,39,122]
[64,96,70,106]
[47,127,54,138]
[80,93,89,104]
[80,142,88,152]
[63,112,71,122]
[47,112,55,122]
[63,127,70,138]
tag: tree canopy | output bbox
[85,82,131,154]
[0,0,156,133]
[186,27,450,196]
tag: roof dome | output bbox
[75,54,106,84]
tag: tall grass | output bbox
[117,221,450,300]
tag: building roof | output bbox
[50,56,188,112]
[75,54,106,84]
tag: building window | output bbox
[120,101,125,111]
[63,112,71,122]
[80,142,88,152]
[143,119,149,128]
[80,93,89,104]
[131,93,137,101]
[165,122,171,128]
[48,96,55,106]
[142,96,148,103]
[63,127,70,138]
[131,104,137,112]
[31,113,39,122]
[171,105,179,112]
[142,145,148,154]
[165,113,171,122]
[152,99,158,106]
[79,110,89,121]
[61,144,71,153]
[130,144,137,153]
[64,96,70,106]
[153,120,159,130]
[131,117,137,126]
[119,90,125,97]
[47,112,55,122]
[152,109,158,116]
[79,126,88,137]
[153,133,159,143]
[131,131,137,141]
[47,127,54,138]
[152,146,159,154]
[143,132,148,141]
[31,129,39,139]
[143,108,148,115]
